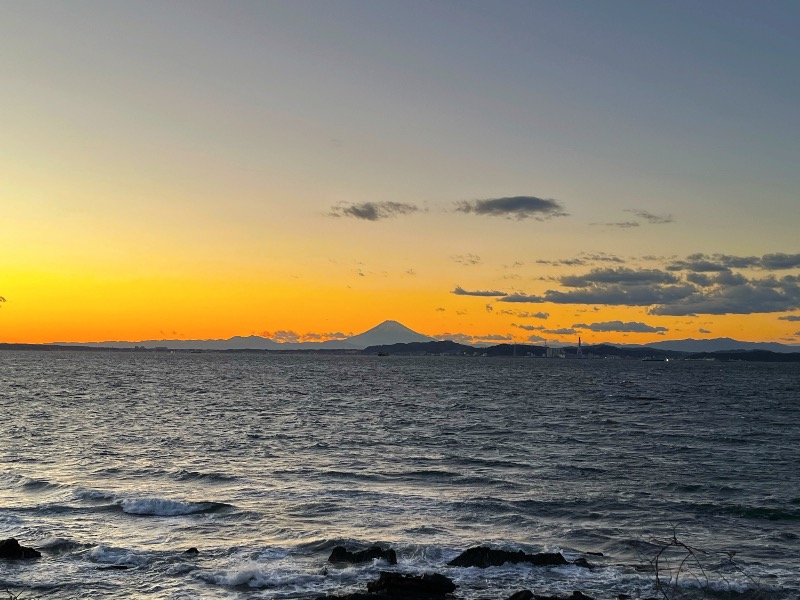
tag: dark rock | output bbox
[328,545,397,565]
[183,547,200,555]
[572,557,594,569]
[97,565,131,570]
[585,551,604,557]
[507,591,534,600]
[533,592,595,600]
[617,595,632,600]
[447,546,568,568]
[314,595,375,600]
[0,538,41,559]
[366,571,457,597]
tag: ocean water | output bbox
[1,351,798,599]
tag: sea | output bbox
[1,351,798,599]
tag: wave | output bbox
[199,564,325,589]
[118,497,232,516]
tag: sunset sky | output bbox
[2,0,799,345]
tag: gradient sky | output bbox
[2,0,799,345]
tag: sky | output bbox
[2,0,799,345]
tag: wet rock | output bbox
[366,571,457,597]
[315,594,375,600]
[183,547,200,555]
[533,592,594,600]
[328,545,398,565]
[447,546,568,568]
[572,557,594,569]
[97,565,131,571]
[0,538,41,559]
[507,591,534,600]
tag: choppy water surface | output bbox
[1,351,798,599]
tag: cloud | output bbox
[761,253,800,270]
[560,267,680,287]
[572,320,669,333]
[452,254,481,266]
[779,315,800,321]
[625,209,674,224]
[513,324,544,331]
[667,252,800,272]
[527,334,547,343]
[592,221,640,229]
[499,310,549,319]
[541,328,578,335]
[699,328,711,333]
[485,304,494,312]
[536,258,588,266]
[329,201,419,221]
[649,274,800,316]
[455,196,567,220]
[452,286,507,297]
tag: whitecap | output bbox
[119,497,230,516]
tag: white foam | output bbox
[89,544,148,566]
[119,497,219,516]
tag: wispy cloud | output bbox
[329,201,419,221]
[779,315,800,321]
[625,209,674,224]
[452,254,482,266]
[455,196,567,220]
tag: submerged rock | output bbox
[507,591,534,600]
[447,546,568,568]
[366,571,457,597]
[328,545,398,565]
[183,547,200,555]
[0,538,41,559]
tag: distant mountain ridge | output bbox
[47,324,800,353]
[623,337,800,354]
[52,320,433,351]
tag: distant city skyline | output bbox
[2,1,799,344]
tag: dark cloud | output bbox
[573,320,669,333]
[650,274,800,316]
[761,253,800,270]
[513,324,544,331]
[452,254,481,266]
[330,201,419,221]
[536,258,587,267]
[502,283,695,307]
[485,304,494,312]
[527,334,547,343]
[686,272,714,286]
[582,253,626,263]
[560,268,680,287]
[625,209,674,224]
[541,328,578,335]
[455,196,567,220]
[699,328,711,334]
[667,252,800,272]
[779,315,800,321]
[452,286,507,297]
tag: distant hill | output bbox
[364,340,474,355]
[635,337,800,353]
[685,350,800,362]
